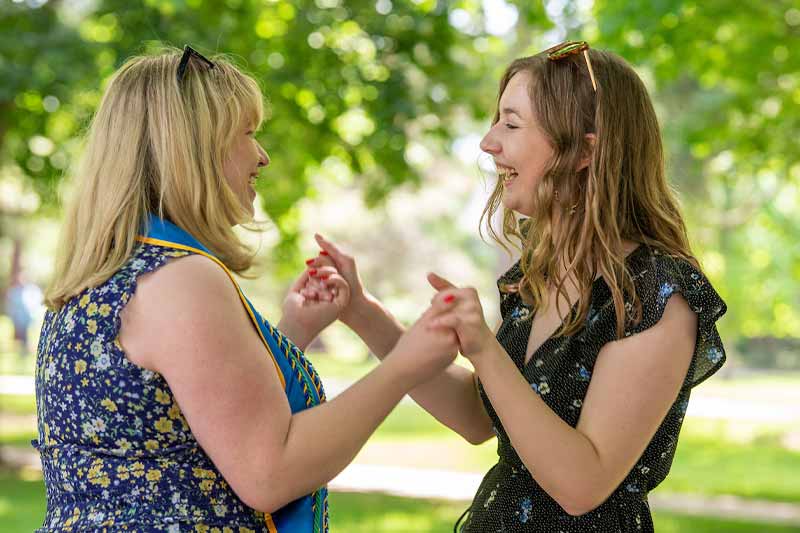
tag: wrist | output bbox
[380,347,419,393]
[340,291,378,330]
[276,317,314,351]
[469,337,501,370]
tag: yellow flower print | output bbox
[64,507,81,527]
[99,303,112,317]
[101,398,118,412]
[168,403,182,420]
[87,319,98,334]
[79,295,90,308]
[239,528,256,533]
[116,464,130,480]
[155,388,172,405]
[130,462,145,478]
[114,438,131,453]
[145,439,159,451]
[199,479,215,492]
[87,302,98,316]
[88,459,111,487]
[192,468,217,480]
[74,360,87,374]
[88,459,104,477]
[154,417,174,433]
[92,475,110,487]
[222,528,234,533]
[146,469,162,482]
[195,526,210,533]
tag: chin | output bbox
[501,197,533,217]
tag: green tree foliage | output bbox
[593,0,800,343]
[0,0,551,261]
[1,0,797,349]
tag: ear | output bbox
[576,133,596,171]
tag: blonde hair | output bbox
[45,47,264,309]
[481,48,698,337]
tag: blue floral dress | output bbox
[33,237,326,532]
[458,245,727,532]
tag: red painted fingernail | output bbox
[309,268,318,276]
[444,295,455,303]
[305,258,314,265]
[320,250,329,256]
[320,274,331,280]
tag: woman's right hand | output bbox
[303,234,370,326]
[387,308,460,389]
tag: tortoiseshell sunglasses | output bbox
[545,40,598,92]
[176,45,215,83]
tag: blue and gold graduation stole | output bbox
[137,213,328,533]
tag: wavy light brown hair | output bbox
[481,48,698,337]
[45,48,264,309]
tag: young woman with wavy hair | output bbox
[307,42,727,532]
[35,46,458,532]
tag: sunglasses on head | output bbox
[176,45,215,83]
[544,40,597,92]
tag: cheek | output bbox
[524,141,554,177]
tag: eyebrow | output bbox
[501,107,523,119]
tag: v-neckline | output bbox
[521,290,585,368]
[518,243,645,368]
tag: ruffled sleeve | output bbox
[626,248,727,388]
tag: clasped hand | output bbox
[424,272,496,361]
[281,253,350,343]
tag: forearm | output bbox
[344,296,493,443]
[342,293,404,359]
[265,354,410,507]
[406,364,494,444]
[473,341,608,514]
[276,317,314,351]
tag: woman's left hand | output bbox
[426,272,496,360]
[281,266,350,348]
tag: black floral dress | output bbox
[459,245,726,532]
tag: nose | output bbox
[257,143,269,167]
[480,125,501,156]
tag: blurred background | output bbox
[1,0,798,531]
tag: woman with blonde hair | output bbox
[35,46,458,532]
[307,42,727,531]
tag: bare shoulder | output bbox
[136,253,234,304]
[119,252,250,371]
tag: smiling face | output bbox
[222,123,269,216]
[480,71,555,217]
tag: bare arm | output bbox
[310,235,495,445]
[432,286,697,515]
[119,254,457,512]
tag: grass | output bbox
[0,469,47,533]
[0,393,36,416]
[3,397,800,504]
[2,471,797,533]
[330,492,800,532]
